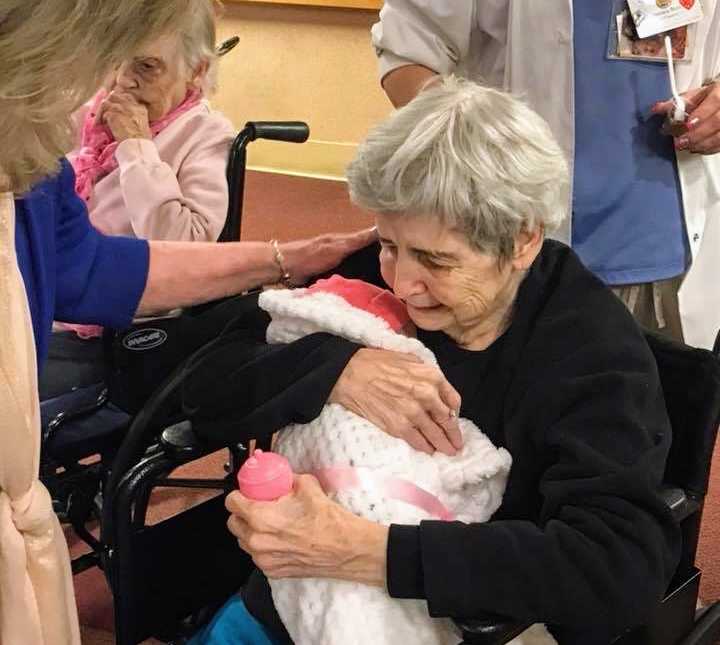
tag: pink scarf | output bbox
[70,87,203,203]
[61,88,202,340]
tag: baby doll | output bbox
[257,276,559,645]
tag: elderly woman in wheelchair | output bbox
[185,78,680,644]
[42,1,237,400]
[68,2,233,243]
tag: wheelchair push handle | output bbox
[246,121,310,144]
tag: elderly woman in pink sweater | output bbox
[68,3,234,243]
[42,6,238,398]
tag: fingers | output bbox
[397,422,435,455]
[95,92,134,126]
[412,409,457,455]
[227,512,250,547]
[406,382,461,455]
[684,84,716,117]
[437,379,462,450]
[681,131,720,155]
[346,227,379,251]
[294,472,326,498]
[654,84,720,154]
[411,367,462,448]
[225,490,252,517]
[104,89,139,106]
[438,378,462,415]
[682,88,720,152]
[337,348,463,454]
[433,409,463,452]
[651,99,675,116]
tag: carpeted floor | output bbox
[73,170,720,643]
[698,438,720,601]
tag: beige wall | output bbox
[213,2,391,180]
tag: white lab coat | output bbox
[372,1,720,349]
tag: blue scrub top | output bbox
[572,0,689,286]
[14,159,149,369]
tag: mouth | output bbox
[407,302,444,312]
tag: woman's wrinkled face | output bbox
[111,36,195,121]
[376,212,533,348]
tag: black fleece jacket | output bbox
[184,241,680,644]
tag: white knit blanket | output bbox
[258,288,555,645]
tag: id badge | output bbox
[607,0,700,63]
[627,0,704,38]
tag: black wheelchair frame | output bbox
[39,121,309,641]
[101,322,720,645]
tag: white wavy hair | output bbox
[346,76,570,260]
[178,0,220,95]
[0,0,217,194]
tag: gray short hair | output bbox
[178,0,220,95]
[0,0,199,194]
[346,77,570,260]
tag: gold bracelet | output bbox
[270,239,293,287]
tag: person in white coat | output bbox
[372,0,720,350]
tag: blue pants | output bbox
[188,594,280,645]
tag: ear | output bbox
[511,225,544,271]
[190,60,209,88]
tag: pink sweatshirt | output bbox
[69,101,235,242]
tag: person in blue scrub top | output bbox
[371,0,720,349]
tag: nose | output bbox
[391,255,425,301]
[115,63,139,90]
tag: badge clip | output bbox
[665,35,687,123]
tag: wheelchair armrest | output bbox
[454,615,533,645]
[660,485,700,523]
[160,420,207,460]
[42,385,109,445]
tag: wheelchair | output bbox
[39,121,310,639]
[48,309,720,643]
[41,152,720,643]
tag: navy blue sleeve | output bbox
[54,160,149,328]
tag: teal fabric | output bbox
[189,594,281,645]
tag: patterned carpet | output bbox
[72,170,720,643]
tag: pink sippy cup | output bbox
[237,449,294,501]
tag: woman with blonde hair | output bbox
[0,2,373,643]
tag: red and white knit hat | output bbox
[258,275,436,364]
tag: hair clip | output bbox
[216,35,240,57]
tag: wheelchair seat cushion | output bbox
[41,383,131,462]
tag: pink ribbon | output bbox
[312,466,455,522]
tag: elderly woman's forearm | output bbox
[137,241,278,314]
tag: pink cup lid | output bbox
[237,450,293,500]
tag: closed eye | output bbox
[134,58,161,74]
[414,250,451,270]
